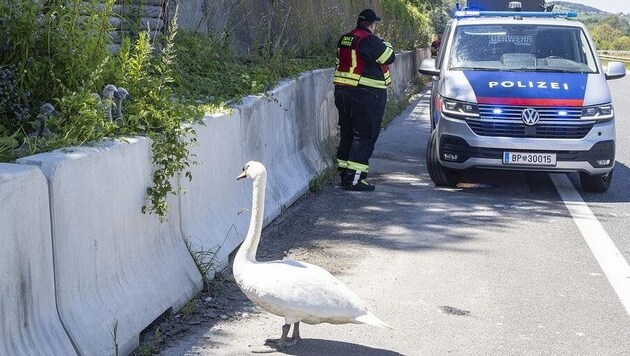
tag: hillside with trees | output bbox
[550,1,630,50]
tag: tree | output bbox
[590,23,624,50]
[612,36,630,50]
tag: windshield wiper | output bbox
[450,67,497,71]
[528,68,586,73]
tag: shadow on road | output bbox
[278,339,402,356]
[570,159,630,204]
[157,86,629,355]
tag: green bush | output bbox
[381,0,433,49]
[171,30,334,104]
[0,0,202,219]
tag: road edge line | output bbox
[551,173,630,317]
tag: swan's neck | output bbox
[236,173,266,264]
[115,99,123,117]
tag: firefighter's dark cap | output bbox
[358,9,381,22]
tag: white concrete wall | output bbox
[180,68,338,270]
[178,50,425,271]
[390,49,431,99]
[17,139,203,356]
[0,49,424,355]
[0,164,77,356]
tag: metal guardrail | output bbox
[599,55,630,63]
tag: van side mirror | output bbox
[605,61,626,80]
[418,58,440,77]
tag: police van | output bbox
[419,1,626,192]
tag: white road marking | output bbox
[551,173,630,317]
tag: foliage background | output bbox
[0,0,446,217]
[551,1,630,51]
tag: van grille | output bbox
[468,105,594,139]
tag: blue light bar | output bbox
[454,11,578,19]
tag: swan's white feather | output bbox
[234,259,368,324]
[233,161,391,330]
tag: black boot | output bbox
[338,168,351,187]
[342,171,375,191]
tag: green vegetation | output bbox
[0,0,203,219]
[185,238,221,291]
[551,1,630,50]
[381,0,433,49]
[587,16,630,50]
[1,0,439,219]
[133,327,163,356]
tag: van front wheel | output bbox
[426,130,463,187]
[580,170,613,193]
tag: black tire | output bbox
[426,129,462,187]
[580,169,613,193]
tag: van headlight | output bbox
[442,98,479,118]
[581,104,613,120]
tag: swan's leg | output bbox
[288,322,301,344]
[264,324,291,349]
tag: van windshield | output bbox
[449,24,598,73]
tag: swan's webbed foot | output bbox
[261,323,301,351]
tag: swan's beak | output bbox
[236,171,248,180]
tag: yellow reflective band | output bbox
[376,47,394,64]
[336,159,349,168]
[334,70,361,80]
[347,161,369,172]
[358,77,387,89]
[334,77,359,86]
[351,49,357,73]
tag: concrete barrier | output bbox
[180,52,423,272]
[0,164,77,356]
[238,70,337,223]
[0,48,425,355]
[17,138,203,356]
[180,109,251,272]
[180,69,338,270]
[389,49,430,98]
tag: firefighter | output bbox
[334,8,395,191]
[431,31,443,57]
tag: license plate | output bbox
[502,152,557,166]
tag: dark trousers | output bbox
[334,85,387,182]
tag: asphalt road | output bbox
[160,78,630,355]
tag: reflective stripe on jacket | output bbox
[334,27,395,89]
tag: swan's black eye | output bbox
[242,164,249,172]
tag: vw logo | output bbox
[521,108,540,126]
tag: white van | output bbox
[419,2,626,192]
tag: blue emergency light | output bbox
[455,1,577,19]
[454,10,578,18]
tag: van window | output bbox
[436,22,453,69]
[449,24,597,73]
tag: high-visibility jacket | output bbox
[333,26,395,89]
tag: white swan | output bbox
[234,161,392,351]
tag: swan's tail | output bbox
[355,312,394,329]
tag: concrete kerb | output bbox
[0,163,77,356]
[17,138,203,356]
